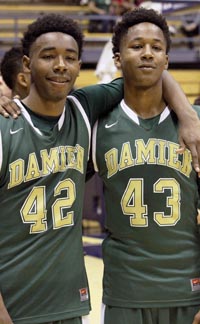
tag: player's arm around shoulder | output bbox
[72,78,124,125]
[0,293,13,324]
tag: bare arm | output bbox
[192,310,200,324]
[163,70,200,173]
[0,293,13,324]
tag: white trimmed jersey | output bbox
[0,79,123,324]
[93,101,200,308]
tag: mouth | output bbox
[47,77,70,84]
[139,65,155,70]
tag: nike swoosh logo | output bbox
[10,128,23,135]
[105,121,118,128]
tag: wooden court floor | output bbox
[85,255,103,324]
[83,235,104,324]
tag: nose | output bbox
[53,56,67,72]
[141,45,153,59]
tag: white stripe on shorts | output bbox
[100,303,106,324]
[82,315,90,324]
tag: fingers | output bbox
[178,147,200,176]
[188,144,200,174]
[176,147,185,154]
[178,138,200,174]
[0,96,21,119]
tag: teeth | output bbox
[52,80,66,83]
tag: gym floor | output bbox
[83,236,104,324]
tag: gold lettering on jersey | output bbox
[41,147,61,175]
[66,145,84,172]
[25,153,41,181]
[119,142,134,171]
[8,145,84,188]
[105,148,118,178]
[8,159,24,188]
[157,140,166,165]
[135,139,157,164]
[106,139,192,178]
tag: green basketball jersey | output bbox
[93,101,200,308]
[0,78,123,324]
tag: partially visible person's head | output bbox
[22,13,84,59]
[0,75,12,98]
[0,46,30,99]
[112,7,171,55]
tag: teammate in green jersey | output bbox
[1,10,200,324]
[92,7,200,324]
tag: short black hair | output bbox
[112,7,171,55]
[22,13,84,59]
[0,46,24,90]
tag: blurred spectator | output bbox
[181,15,200,38]
[111,0,137,16]
[138,1,177,35]
[180,14,200,49]
[138,0,162,12]
[95,39,118,83]
[0,46,30,99]
[135,0,144,4]
[87,0,115,32]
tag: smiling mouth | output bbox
[139,66,155,69]
[48,78,69,84]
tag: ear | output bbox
[17,73,28,88]
[113,52,121,69]
[77,60,82,77]
[164,54,169,70]
[23,55,31,73]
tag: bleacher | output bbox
[0,1,199,67]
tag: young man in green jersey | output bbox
[92,7,200,324]
[0,46,30,99]
[0,13,125,324]
[0,11,200,324]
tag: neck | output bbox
[22,92,66,117]
[124,82,166,119]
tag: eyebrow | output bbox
[41,47,78,54]
[132,37,163,42]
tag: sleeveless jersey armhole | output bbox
[92,121,99,172]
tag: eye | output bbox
[152,45,162,51]
[42,54,55,60]
[132,44,143,50]
[65,56,76,62]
